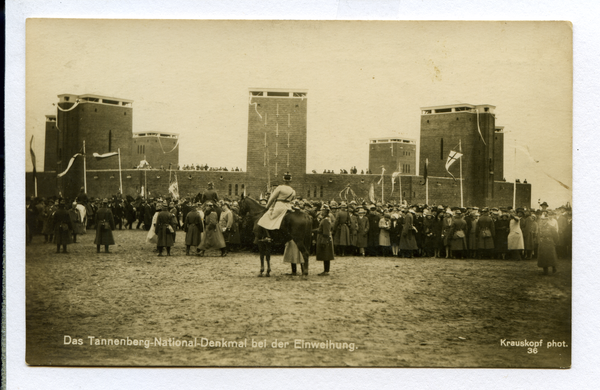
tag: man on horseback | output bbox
[257,173,296,231]
[201,182,219,205]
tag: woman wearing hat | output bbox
[53,198,73,253]
[507,211,525,260]
[448,210,467,259]
[537,212,559,274]
[389,214,401,257]
[441,209,454,258]
[399,208,418,258]
[356,208,369,257]
[94,198,116,253]
[332,202,351,256]
[378,213,392,257]
[422,210,437,258]
[476,208,495,259]
[468,212,480,259]
[316,205,335,275]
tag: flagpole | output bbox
[425,158,429,205]
[513,138,517,210]
[83,140,87,193]
[118,148,123,195]
[144,154,147,199]
[426,177,429,205]
[399,174,402,204]
[459,139,463,208]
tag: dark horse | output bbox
[238,194,312,277]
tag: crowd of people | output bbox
[312,167,371,174]
[179,165,243,172]
[26,183,572,276]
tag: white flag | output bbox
[445,150,463,181]
[93,152,118,159]
[169,174,180,200]
[57,153,83,177]
[391,172,401,194]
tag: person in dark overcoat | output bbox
[348,207,359,256]
[442,210,454,258]
[94,198,116,253]
[432,211,444,258]
[184,203,204,255]
[476,208,495,259]
[399,208,418,258]
[356,208,369,256]
[53,199,73,253]
[124,200,136,230]
[156,201,176,256]
[42,200,57,244]
[422,210,437,258]
[389,214,401,256]
[332,202,351,256]
[449,210,468,259]
[316,205,335,275]
[494,213,510,259]
[112,198,124,230]
[144,200,154,231]
[201,182,219,205]
[366,206,381,256]
[198,202,226,256]
[537,212,559,275]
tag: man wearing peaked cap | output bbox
[155,200,176,256]
[94,198,116,253]
[53,198,74,253]
[333,200,351,256]
[201,182,219,205]
[257,172,296,231]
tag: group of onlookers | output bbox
[26,187,572,276]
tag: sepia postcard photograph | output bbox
[22,18,573,369]
[22,18,574,370]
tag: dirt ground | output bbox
[26,229,571,368]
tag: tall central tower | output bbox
[419,103,498,206]
[246,88,308,192]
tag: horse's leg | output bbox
[265,243,271,277]
[259,254,264,277]
[297,241,309,277]
[258,242,264,277]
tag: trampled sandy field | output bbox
[26,229,571,367]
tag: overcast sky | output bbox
[26,20,572,205]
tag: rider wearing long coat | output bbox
[257,175,296,231]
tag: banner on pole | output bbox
[445,149,462,181]
[93,152,118,159]
[57,153,83,177]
